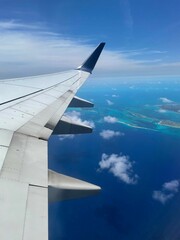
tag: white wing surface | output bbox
[0,42,105,240]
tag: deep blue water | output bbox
[49,78,180,240]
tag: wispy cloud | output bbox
[159,97,173,103]
[152,180,179,204]
[120,0,133,32]
[58,135,75,141]
[112,94,119,98]
[98,153,138,184]
[106,99,114,106]
[100,130,124,140]
[0,20,180,78]
[104,116,118,123]
[152,191,174,204]
[65,111,95,128]
[0,20,43,30]
[157,109,167,113]
[163,180,179,192]
[120,49,167,57]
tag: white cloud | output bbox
[1,20,180,78]
[106,100,114,106]
[121,49,167,57]
[152,179,179,204]
[100,130,124,139]
[98,153,138,184]
[152,191,174,204]
[104,116,118,123]
[112,94,119,98]
[157,109,167,113]
[58,135,75,141]
[159,97,173,103]
[120,0,133,32]
[0,20,43,30]
[65,111,81,118]
[163,180,179,193]
[65,111,95,128]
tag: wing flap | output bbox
[0,179,28,240]
[0,133,48,187]
[0,129,13,146]
[0,134,48,240]
[0,180,48,240]
[23,186,48,240]
[0,146,8,170]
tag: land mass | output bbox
[161,104,180,113]
[158,120,180,128]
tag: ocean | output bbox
[49,78,180,240]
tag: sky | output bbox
[0,0,180,78]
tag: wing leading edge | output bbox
[0,42,105,240]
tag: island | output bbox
[161,104,180,113]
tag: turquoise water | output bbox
[49,79,180,240]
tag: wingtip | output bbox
[77,42,105,73]
[100,42,106,46]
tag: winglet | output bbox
[76,42,105,73]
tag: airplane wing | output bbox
[0,42,105,240]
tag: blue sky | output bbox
[0,0,180,78]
